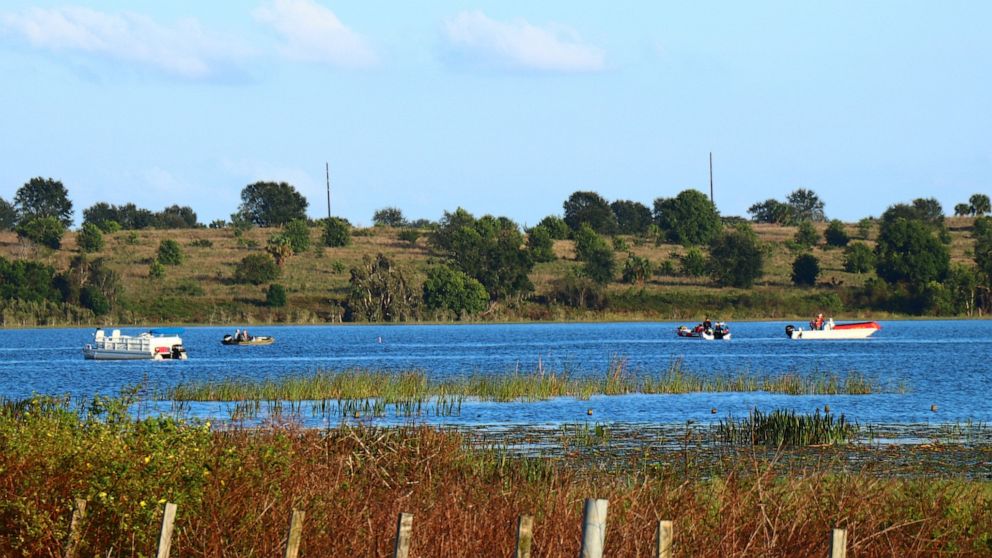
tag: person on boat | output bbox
[812,313,825,330]
[234,329,242,341]
[242,329,250,341]
[702,316,713,332]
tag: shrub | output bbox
[526,226,555,263]
[208,219,227,229]
[843,242,875,274]
[794,221,819,248]
[189,238,213,248]
[77,223,105,253]
[708,223,765,288]
[322,217,351,247]
[791,253,821,286]
[856,218,874,240]
[99,220,122,234]
[284,219,311,253]
[398,229,420,246]
[612,237,630,252]
[679,248,707,277]
[823,220,850,247]
[422,265,489,319]
[80,285,111,315]
[15,216,65,249]
[149,261,166,279]
[156,239,184,266]
[536,215,571,240]
[234,254,281,285]
[548,273,607,309]
[621,253,653,285]
[266,283,287,307]
[653,189,721,245]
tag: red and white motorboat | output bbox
[677,323,731,340]
[785,319,880,340]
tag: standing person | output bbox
[702,316,713,331]
[812,313,825,330]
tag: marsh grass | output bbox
[717,409,859,447]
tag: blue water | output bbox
[2,321,990,426]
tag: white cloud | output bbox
[0,6,250,79]
[253,0,377,68]
[442,11,605,73]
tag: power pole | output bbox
[709,152,714,205]
[325,162,331,219]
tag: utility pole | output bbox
[709,152,714,205]
[325,162,331,219]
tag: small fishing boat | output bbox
[222,334,275,346]
[785,319,881,340]
[83,328,188,360]
[677,322,731,340]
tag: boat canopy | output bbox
[149,328,185,336]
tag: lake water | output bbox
[2,320,990,426]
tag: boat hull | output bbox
[82,349,187,360]
[222,336,275,346]
[786,321,881,340]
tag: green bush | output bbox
[791,253,821,286]
[80,285,110,315]
[398,229,420,246]
[266,283,287,307]
[679,248,707,277]
[422,265,489,319]
[15,216,65,249]
[234,254,281,285]
[149,261,166,279]
[708,224,765,288]
[189,238,213,248]
[526,226,556,263]
[794,221,819,248]
[322,217,351,247]
[284,219,311,253]
[843,242,875,274]
[536,215,571,240]
[156,239,184,266]
[823,220,850,247]
[77,223,105,253]
[621,253,653,285]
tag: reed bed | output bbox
[2,396,991,557]
[717,409,859,447]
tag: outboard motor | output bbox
[171,344,186,360]
[785,324,795,338]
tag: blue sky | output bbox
[0,1,989,227]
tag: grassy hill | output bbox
[0,217,982,326]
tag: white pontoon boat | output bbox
[82,328,188,360]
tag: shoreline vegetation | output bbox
[2,396,991,556]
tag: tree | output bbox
[372,207,407,227]
[823,220,850,247]
[563,191,617,234]
[265,284,287,307]
[653,189,721,245]
[526,225,556,263]
[955,203,974,217]
[791,253,820,286]
[582,240,616,285]
[77,223,105,253]
[16,216,65,249]
[283,219,311,253]
[536,215,571,240]
[708,224,764,288]
[610,200,652,235]
[747,199,792,224]
[236,181,308,227]
[0,256,60,303]
[875,217,949,289]
[14,177,73,227]
[155,205,199,228]
[856,218,874,239]
[0,197,16,231]
[422,265,489,319]
[911,197,944,225]
[322,217,351,247]
[969,193,991,216]
[794,221,819,248]
[345,253,419,322]
[974,218,992,283]
[234,254,281,285]
[679,247,707,277]
[785,189,825,222]
[156,239,184,265]
[843,242,875,274]
[266,234,293,267]
[621,253,653,285]
[573,223,602,261]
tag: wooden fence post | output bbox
[830,528,848,558]
[64,498,87,558]
[579,498,609,558]
[156,502,177,558]
[393,512,414,558]
[285,509,305,558]
[515,514,534,558]
[655,520,673,558]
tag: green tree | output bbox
[610,200,652,235]
[974,218,992,283]
[154,205,198,228]
[843,242,875,274]
[536,215,571,240]
[526,225,556,263]
[547,272,607,309]
[345,253,419,321]
[653,189,721,245]
[785,188,826,222]
[266,234,293,267]
[563,191,617,234]
[372,207,407,227]
[679,247,708,277]
[77,223,105,253]
[16,216,65,249]
[911,197,944,225]
[0,197,16,230]
[572,223,602,261]
[398,229,420,246]
[621,253,653,285]
[708,224,765,288]
[265,284,287,307]
[236,181,308,227]
[747,198,792,224]
[149,260,166,279]
[14,177,74,227]
[283,219,311,253]
[0,256,60,302]
[582,242,616,285]
[156,239,184,266]
[875,217,949,289]
[322,217,351,247]
[794,221,819,248]
[954,203,973,217]
[422,265,489,319]
[791,253,820,286]
[969,193,991,216]
[823,220,850,247]
[234,254,281,285]
[80,285,110,315]
[856,218,874,239]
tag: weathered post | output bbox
[655,520,673,558]
[285,509,305,558]
[830,528,848,558]
[515,514,534,558]
[156,502,177,558]
[579,498,609,558]
[64,498,87,558]
[393,512,414,558]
